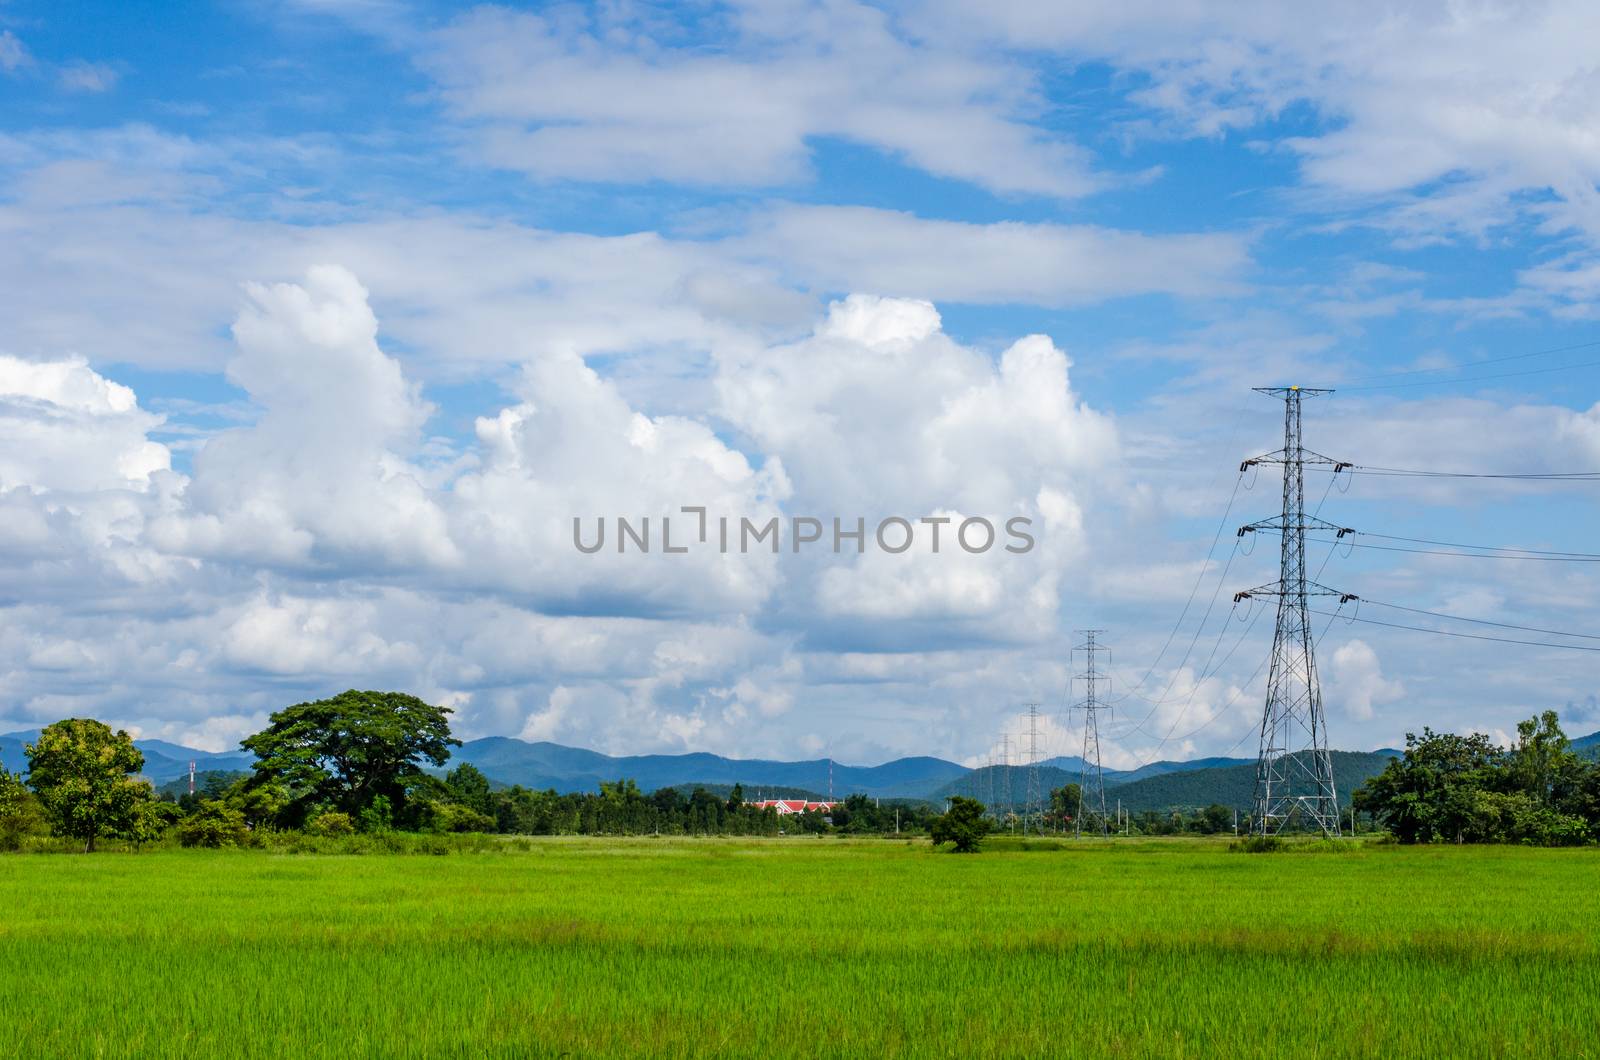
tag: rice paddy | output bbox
[2,837,1598,1057]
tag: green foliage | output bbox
[0,770,47,851]
[357,794,395,834]
[1230,835,1285,853]
[125,799,181,849]
[176,801,250,848]
[307,811,355,836]
[241,690,459,827]
[930,796,988,852]
[1354,713,1597,845]
[25,719,151,852]
[426,802,497,834]
[443,763,493,815]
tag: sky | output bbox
[3,0,1600,767]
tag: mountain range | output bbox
[1,727,1591,809]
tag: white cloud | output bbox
[1327,638,1404,721]
[57,61,119,93]
[0,31,29,74]
[739,205,1251,305]
[0,355,170,492]
[416,2,1102,198]
[149,265,457,571]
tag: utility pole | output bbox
[1235,386,1355,837]
[1023,703,1043,836]
[1072,630,1110,837]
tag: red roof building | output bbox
[748,799,837,815]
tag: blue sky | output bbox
[2,0,1600,765]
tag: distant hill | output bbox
[450,737,969,798]
[5,725,1587,805]
[1107,750,1401,813]
[930,764,1080,808]
[0,730,254,784]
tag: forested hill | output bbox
[450,738,969,799]
[1107,750,1401,813]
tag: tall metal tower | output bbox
[1023,704,1043,835]
[1235,387,1356,836]
[1072,630,1110,837]
[999,733,1013,830]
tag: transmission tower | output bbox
[999,733,1013,830]
[1023,704,1043,835]
[1072,630,1110,837]
[1235,386,1356,836]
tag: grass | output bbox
[3,837,1599,1057]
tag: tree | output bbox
[25,718,151,852]
[126,798,181,849]
[241,690,459,826]
[444,763,493,816]
[1050,783,1082,827]
[0,770,45,851]
[177,800,249,848]
[931,796,989,853]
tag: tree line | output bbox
[1352,710,1600,845]
[0,690,941,851]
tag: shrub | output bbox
[308,811,356,836]
[1230,835,1285,853]
[176,801,250,848]
[426,801,497,834]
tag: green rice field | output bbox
[3,838,1598,1057]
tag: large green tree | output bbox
[241,690,459,826]
[930,796,989,852]
[25,719,151,852]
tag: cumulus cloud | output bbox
[149,265,456,571]
[0,355,170,492]
[1327,639,1404,721]
[717,293,1115,642]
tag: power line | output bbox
[1342,337,1600,385]
[1254,526,1600,563]
[1360,598,1600,642]
[1356,531,1600,559]
[1115,470,1247,707]
[1337,540,1600,563]
[1340,355,1600,391]
[1308,464,1600,481]
[1309,609,1600,653]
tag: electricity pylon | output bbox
[1234,386,1356,836]
[999,733,1013,830]
[1072,630,1110,837]
[1023,703,1043,835]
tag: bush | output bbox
[0,773,47,852]
[176,801,250,848]
[308,811,356,836]
[1230,835,1286,853]
[426,801,497,834]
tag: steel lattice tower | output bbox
[1072,630,1110,837]
[1023,704,1043,835]
[999,733,1013,830]
[1235,387,1356,836]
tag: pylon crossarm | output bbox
[1242,449,1346,469]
